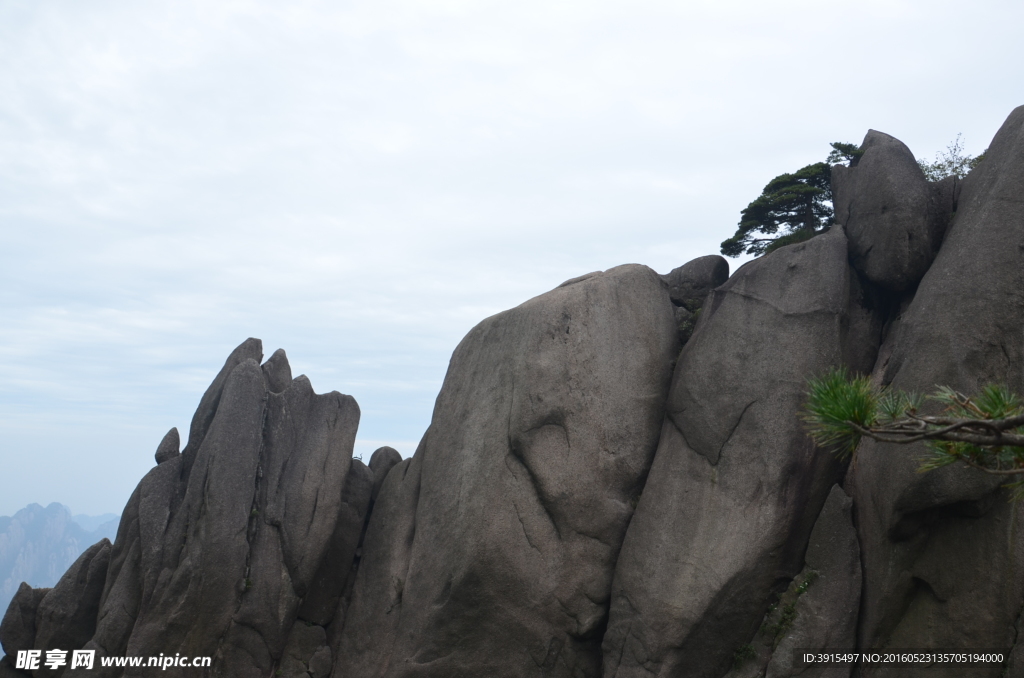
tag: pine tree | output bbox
[720,143,861,258]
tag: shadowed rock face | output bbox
[334,264,680,678]
[661,255,730,343]
[846,106,1024,678]
[602,228,883,678]
[0,583,50,658]
[718,484,861,678]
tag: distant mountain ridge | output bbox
[0,503,119,642]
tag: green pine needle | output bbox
[803,367,877,458]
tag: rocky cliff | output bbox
[3,107,1024,678]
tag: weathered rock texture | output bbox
[718,485,860,678]
[765,484,861,678]
[6,107,1024,678]
[334,264,680,678]
[32,540,111,676]
[845,106,1024,678]
[1,583,50,657]
[832,130,957,292]
[9,340,367,678]
[601,227,883,678]
[661,254,730,343]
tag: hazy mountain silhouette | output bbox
[0,503,119,638]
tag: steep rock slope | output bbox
[845,106,1024,677]
[602,227,883,678]
[333,264,680,678]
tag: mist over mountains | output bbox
[0,504,119,637]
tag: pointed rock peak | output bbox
[155,427,180,464]
[262,348,293,393]
[184,338,264,455]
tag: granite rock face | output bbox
[601,227,882,678]
[0,583,49,657]
[32,540,111,676]
[50,340,364,678]
[846,106,1024,678]
[764,485,861,678]
[718,485,861,678]
[661,255,730,343]
[334,264,680,678]
[7,107,1024,678]
[832,130,956,292]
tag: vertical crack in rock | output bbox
[603,228,880,678]
[845,106,1024,677]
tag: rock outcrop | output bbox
[832,130,957,292]
[661,254,730,343]
[334,263,680,678]
[2,340,368,678]
[5,106,1024,678]
[31,540,111,677]
[601,227,882,678]
[845,106,1024,677]
[1,583,49,658]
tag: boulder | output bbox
[662,255,729,311]
[718,485,861,678]
[334,264,680,677]
[0,583,50,657]
[662,255,730,343]
[262,348,293,393]
[832,130,956,291]
[278,621,327,677]
[32,539,111,676]
[153,427,179,464]
[308,645,332,678]
[845,106,1024,677]
[602,228,882,678]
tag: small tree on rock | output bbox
[721,143,862,258]
[917,133,986,181]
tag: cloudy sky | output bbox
[1,0,1020,516]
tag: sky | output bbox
[1,0,1021,516]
